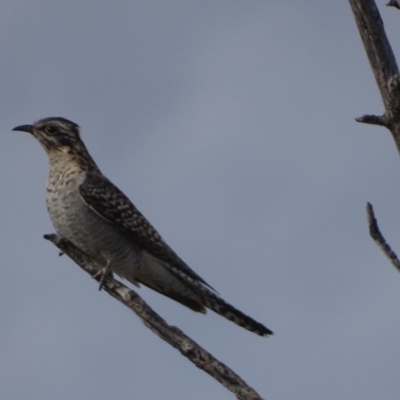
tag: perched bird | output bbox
[13,117,273,337]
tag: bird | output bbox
[13,117,273,337]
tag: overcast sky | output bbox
[2,1,400,399]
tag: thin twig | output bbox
[43,234,264,400]
[355,114,387,126]
[366,203,400,273]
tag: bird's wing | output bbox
[78,173,213,289]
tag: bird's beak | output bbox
[12,124,33,134]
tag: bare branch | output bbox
[349,0,400,153]
[366,203,400,273]
[350,1,400,268]
[355,114,387,126]
[43,234,264,400]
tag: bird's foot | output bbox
[93,262,113,291]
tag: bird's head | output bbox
[13,117,82,154]
[13,117,100,172]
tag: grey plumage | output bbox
[13,117,273,337]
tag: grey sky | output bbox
[2,1,400,399]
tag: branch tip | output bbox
[43,233,56,241]
[365,202,400,274]
[355,114,387,126]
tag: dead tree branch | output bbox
[349,0,400,143]
[349,0,400,268]
[43,234,264,400]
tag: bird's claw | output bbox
[93,263,112,291]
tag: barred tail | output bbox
[166,263,273,336]
[203,293,273,337]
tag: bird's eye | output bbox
[45,125,56,134]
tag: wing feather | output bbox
[78,173,213,289]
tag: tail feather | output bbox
[202,292,273,337]
[142,260,273,336]
[167,264,273,336]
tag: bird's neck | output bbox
[47,143,101,175]
[47,147,101,195]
